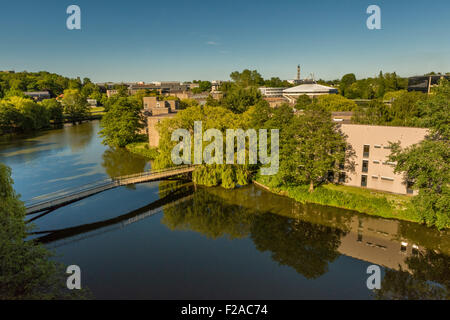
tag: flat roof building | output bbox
[339,124,428,195]
[283,83,338,103]
[24,91,51,101]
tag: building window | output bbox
[407,181,414,194]
[401,242,408,253]
[361,175,368,187]
[338,172,346,183]
[362,160,369,173]
[363,145,370,158]
[357,232,363,242]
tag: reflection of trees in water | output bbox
[375,250,450,300]
[101,147,148,179]
[161,186,345,279]
[398,222,450,256]
[161,186,255,239]
[251,214,345,279]
[64,121,95,152]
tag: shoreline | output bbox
[251,178,433,227]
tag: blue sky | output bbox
[0,0,449,82]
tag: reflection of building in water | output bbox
[338,217,422,271]
[289,198,423,272]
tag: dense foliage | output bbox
[99,95,145,147]
[0,163,87,299]
[387,80,450,229]
[0,96,63,134]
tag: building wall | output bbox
[147,114,176,147]
[340,124,428,195]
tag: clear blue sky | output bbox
[1,0,449,82]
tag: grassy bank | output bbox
[254,175,419,223]
[125,142,159,159]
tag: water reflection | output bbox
[161,183,450,296]
[101,147,149,179]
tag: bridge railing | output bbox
[25,179,117,209]
[25,165,197,209]
[113,165,196,181]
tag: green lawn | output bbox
[125,142,159,159]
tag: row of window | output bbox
[363,144,391,158]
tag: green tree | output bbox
[0,163,87,299]
[61,89,89,124]
[339,73,356,97]
[314,94,357,111]
[295,94,312,110]
[288,109,351,192]
[389,139,449,229]
[99,96,145,147]
[230,69,264,87]
[40,99,63,124]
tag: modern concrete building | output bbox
[259,87,285,97]
[340,124,428,195]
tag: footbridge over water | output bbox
[25,165,196,214]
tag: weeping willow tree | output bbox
[153,105,257,189]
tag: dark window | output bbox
[363,145,370,158]
[357,232,363,242]
[362,160,369,173]
[361,175,367,187]
[407,181,414,194]
[338,172,346,183]
[401,243,407,253]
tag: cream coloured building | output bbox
[340,124,428,195]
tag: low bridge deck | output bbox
[25,165,195,214]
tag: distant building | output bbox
[211,80,223,92]
[331,111,354,124]
[264,97,290,108]
[87,99,97,106]
[106,82,191,97]
[283,83,338,103]
[408,75,450,94]
[259,87,285,97]
[24,91,51,101]
[339,124,428,195]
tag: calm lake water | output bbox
[1,121,449,299]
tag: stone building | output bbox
[144,97,180,147]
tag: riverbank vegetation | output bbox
[0,163,88,299]
[0,72,107,134]
[125,141,159,159]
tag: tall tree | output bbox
[61,89,89,124]
[99,96,145,147]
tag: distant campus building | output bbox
[24,91,51,101]
[408,74,450,93]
